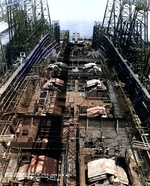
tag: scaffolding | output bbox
[64,124,79,186]
[52,20,60,44]
[92,21,101,50]
[0,0,51,65]
[101,0,150,77]
[0,34,7,76]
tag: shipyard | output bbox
[0,0,150,186]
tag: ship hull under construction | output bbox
[0,32,150,186]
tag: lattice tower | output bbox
[0,0,51,65]
[101,0,150,76]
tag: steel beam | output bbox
[101,0,150,77]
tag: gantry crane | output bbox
[101,0,150,77]
[0,0,51,66]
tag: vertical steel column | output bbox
[101,0,121,46]
[3,0,51,65]
[123,1,149,73]
[92,21,101,50]
[0,1,7,74]
[7,1,20,65]
[52,20,60,44]
[0,34,6,75]
[116,0,132,48]
[101,0,150,76]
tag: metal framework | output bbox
[92,21,101,50]
[52,20,60,44]
[0,0,51,65]
[101,0,150,76]
[0,35,7,76]
[64,125,79,186]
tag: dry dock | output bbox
[0,32,149,186]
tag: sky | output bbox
[48,0,150,40]
[48,0,107,37]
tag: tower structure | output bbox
[0,1,10,76]
[0,34,7,76]
[101,0,150,76]
[92,21,101,50]
[0,0,51,65]
[52,20,60,44]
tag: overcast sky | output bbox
[48,0,107,37]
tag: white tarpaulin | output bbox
[88,158,129,185]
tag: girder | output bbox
[0,0,51,66]
[0,35,7,75]
[92,21,101,49]
[101,0,150,77]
